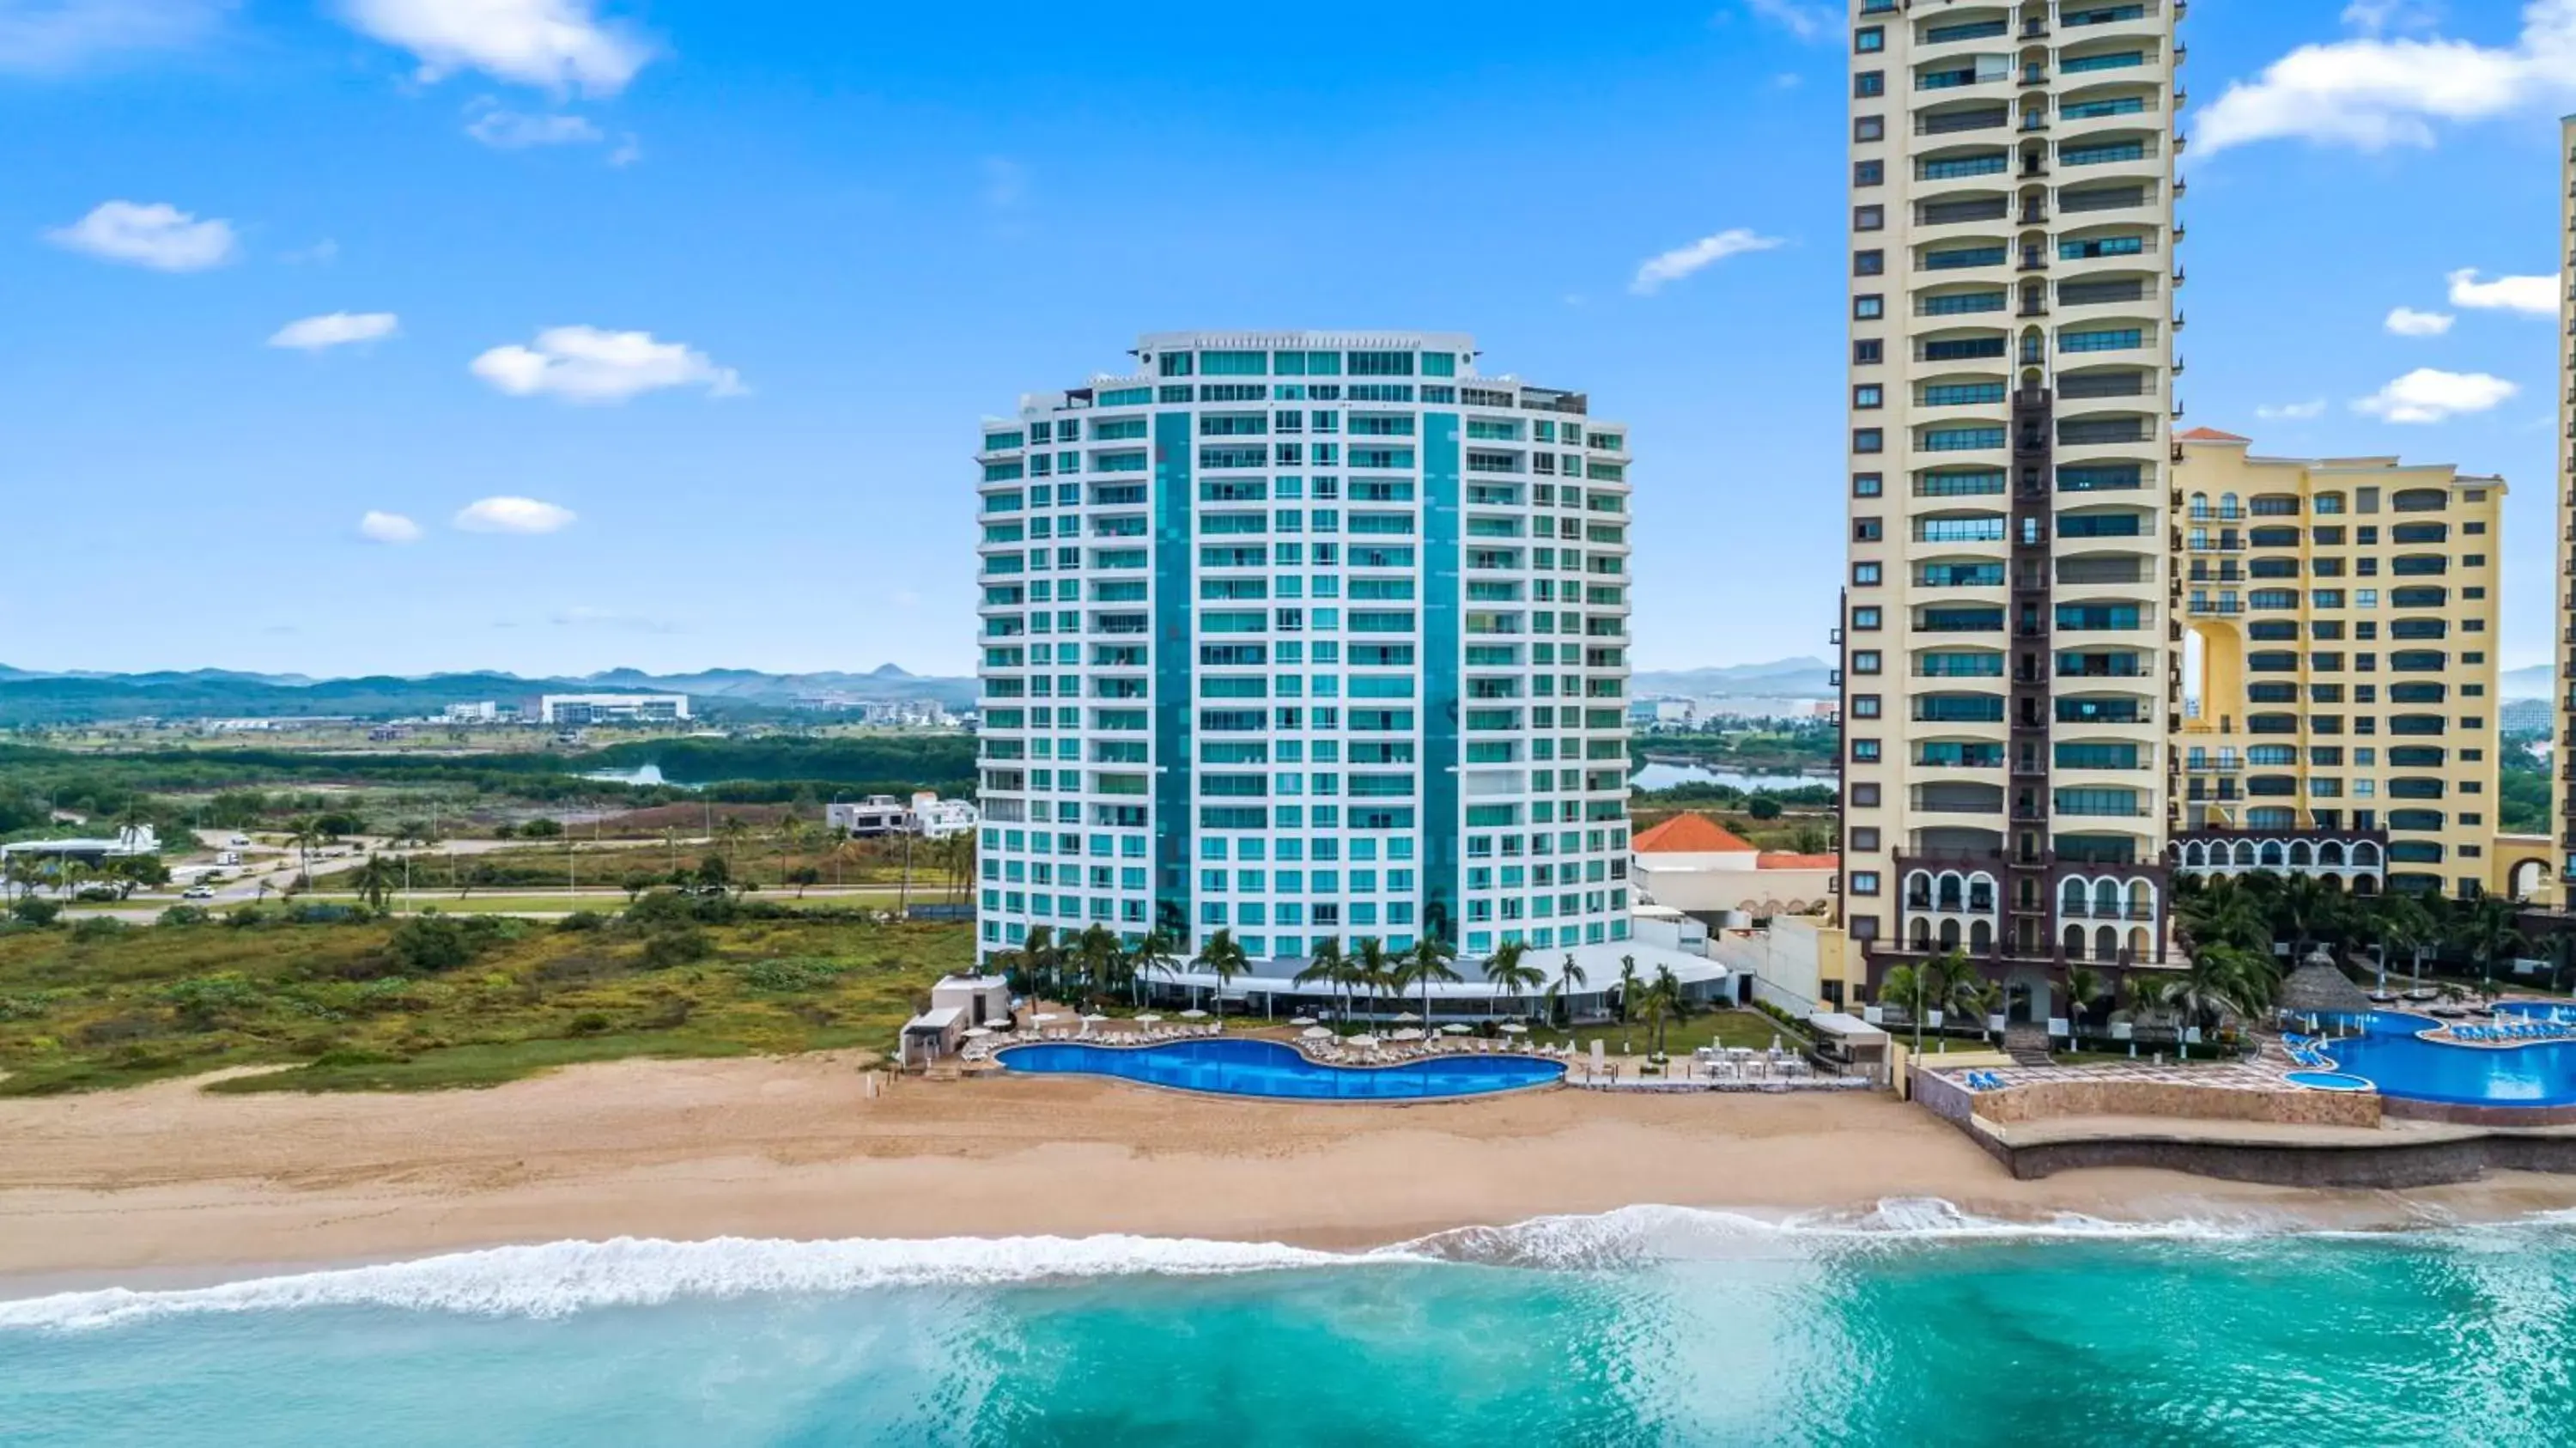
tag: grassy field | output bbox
[0,900,972,1095]
[1524,1010,1802,1056]
[336,889,927,916]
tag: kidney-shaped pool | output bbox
[998,1037,1564,1101]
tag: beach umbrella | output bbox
[1498,1022,1528,1036]
[1394,1012,1421,1023]
[1033,1012,1061,1024]
[1442,1023,1472,1035]
[1081,1013,1108,1024]
[1136,1013,1163,1025]
[1290,1015,1317,1027]
[1349,1034,1380,1049]
[1178,1008,1210,1019]
[962,1026,993,1039]
[1392,1029,1425,1042]
[1302,1026,1333,1040]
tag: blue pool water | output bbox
[2285,1071,2373,1092]
[2317,1010,2576,1108]
[999,1037,1563,1100]
[15,1207,2576,1445]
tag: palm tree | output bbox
[1016,923,1061,1001]
[1072,923,1124,1007]
[1352,936,1394,1025]
[1880,961,1936,1058]
[2449,896,2530,998]
[1191,928,1249,1024]
[1552,953,1591,1027]
[1401,934,1461,1025]
[1646,964,1693,1056]
[1297,937,1347,1022]
[1614,954,1642,1025]
[716,815,751,878]
[1483,940,1546,1021]
[2160,944,2278,1037]
[2376,891,2436,991]
[2177,875,2269,956]
[2063,964,2107,1037]
[284,816,324,885]
[350,854,402,916]
[1125,928,1177,1009]
[2271,873,2346,959]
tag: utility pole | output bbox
[899,827,914,920]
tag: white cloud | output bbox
[269,311,400,350]
[336,0,651,94]
[454,496,576,533]
[2198,0,2576,155]
[279,238,340,265]
[44,200,236,271]
[469,325,744,403]
[606,132,639,166]
[465,106,603,148]
[357,510,422,544]
[1630,228,1785,295]
[1739,0,1832,41]
[2256,399,2330,420]
[2446,267,2560,315]
[0,0,229,73]
[2342,0,2442,33]
[2352,368,2518,423]
[2383,306,2455,336]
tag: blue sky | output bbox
[1,0,2570,679]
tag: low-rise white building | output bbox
[1630,812,1837,920]
[538,693,690,726]
[827,793,980,839]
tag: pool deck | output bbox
[1917,1051,2576,1188]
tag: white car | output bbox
[228,836,251,847]
[182,886,216,899]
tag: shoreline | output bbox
[8,1053,2576,1293]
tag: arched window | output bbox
[1968,873,1996,912]
[1939,918,1962,950]
[2259,840,2287,868]
[1971,919,1994,952]
[2093,879,2121,916]
[1910,916,1933,949]
[2353,841,2382,867]
[2095,925,2119,962]
[2126,879,2154,916]
[2063,923,2087,959]
[1936,872,1965,911]
[2128,926,2149,960]
[1906,870,1933,908]
[2288,840,2313,867]
[2319,840,2346,867]
[2061,877,2089,914]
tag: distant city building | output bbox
[538,693,690,726]
[2503,698,2549,736]
[0,824,160,865]
[1629,697,1696,728]
[440,702,503,723]
[826,793,980,839]
[827,796,913,837]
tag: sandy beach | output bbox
[7,1055,2576,1287]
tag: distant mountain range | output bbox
[2504,665,2552,702]
[1631,658,1837,701]
[0,664,979,727]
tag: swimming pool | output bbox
[998,1037,1564,1101]
[2310,1009,2576,1109]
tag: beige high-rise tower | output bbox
[2558,116,2576,903]
[1838,0,2184,1025]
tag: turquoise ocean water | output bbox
[8,1201,2576,1446]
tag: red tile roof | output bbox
[1632,812,1757,855]
[1758,852,1840,870]
[2178,427,2251,442]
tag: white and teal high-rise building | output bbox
[972,331,1635,970]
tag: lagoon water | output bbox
[8,1203,2576,1446]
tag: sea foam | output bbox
[0,1233,1409,1333]
[6,1198,2563,1332]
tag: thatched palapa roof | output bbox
[2277,946,2372,1017]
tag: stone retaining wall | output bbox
[1971,1078,2380,1129]
[1994,1130,2576,1189]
